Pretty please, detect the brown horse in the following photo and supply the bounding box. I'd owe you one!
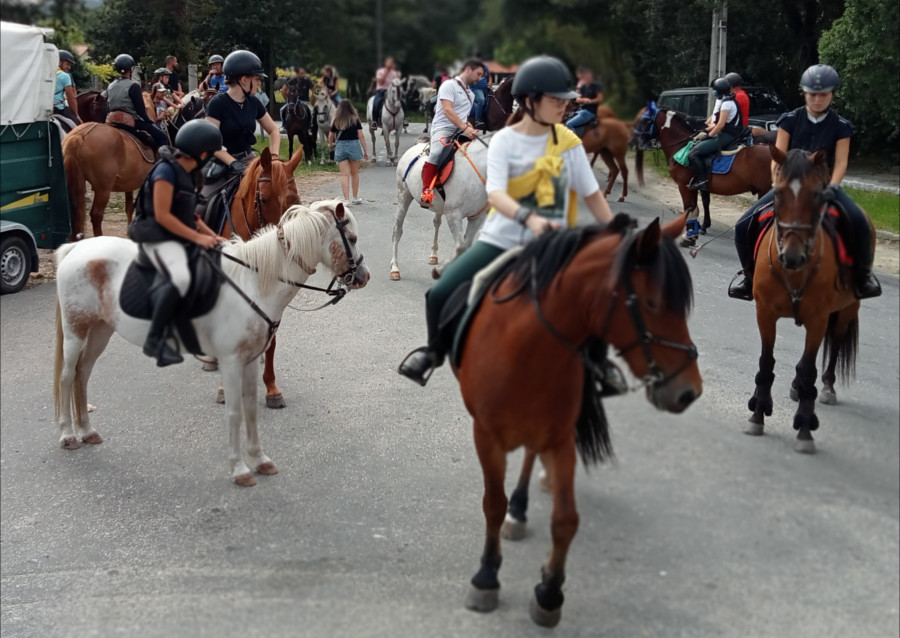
[634,104,772,244]
[579,115,633,202]
[744,147,873,454]
[62,122,156,240]
[75,91,108,123]
[214,147,305,409]
[455,214,702,627]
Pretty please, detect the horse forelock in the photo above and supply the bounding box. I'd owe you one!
[609,230,693,318]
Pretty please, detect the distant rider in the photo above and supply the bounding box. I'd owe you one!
[105,53,169,149]
[687,77,741,191]
[565,67,604,133]
[53,50,82,127]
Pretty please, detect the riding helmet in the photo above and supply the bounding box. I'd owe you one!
[58,50,76,64]
[712,77,732,95]
[174,119,223,161]
[154,67,172,76]
[800,64,840,93]
[223,50,267,80]
[113,54,135,73]
[511,55,578,100]
[208,54,224,65]
[724,72,743,87]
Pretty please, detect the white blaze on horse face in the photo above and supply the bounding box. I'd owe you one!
[663,111,675,129]
[789,178,802,200]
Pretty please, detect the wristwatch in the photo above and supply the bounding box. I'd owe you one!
[514,206,534,226]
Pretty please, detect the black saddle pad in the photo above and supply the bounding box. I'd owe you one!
[198,172,241,235]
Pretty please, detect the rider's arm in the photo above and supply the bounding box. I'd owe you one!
[152,179,211,246]
[708,113,727,135]
[584,190,613,224]
[830,137,850,185]
[356,126,368,158]
[772,128,791,184]
[128,83,152,122]
[64,84,80,121]
[440,99,476,136]
[205,115,237,166]
[195,216,227,242]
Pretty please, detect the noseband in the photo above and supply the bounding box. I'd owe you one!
[768,199,827,325]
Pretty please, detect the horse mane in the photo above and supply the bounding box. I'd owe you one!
[234,156,290,213]
[506,226,603,298]
[660,107,706,134]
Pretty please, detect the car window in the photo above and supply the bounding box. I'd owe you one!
[746,89,787,115]
[682,94,708,118]
[659,95,682,112]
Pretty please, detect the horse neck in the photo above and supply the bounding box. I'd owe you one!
[228,217,319,298]
[657,114,694,157]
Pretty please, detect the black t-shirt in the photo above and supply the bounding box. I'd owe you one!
[287,76,315,102]
[777,106,853,172]
[578,81,604,115]
[331,120,362,141]
[206,92,267,154]
[168,68,182,92]
[322,75,337,93]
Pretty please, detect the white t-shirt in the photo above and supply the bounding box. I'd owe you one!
[478,126,600,250]
[431,76,473,132]
[717,99,739,126]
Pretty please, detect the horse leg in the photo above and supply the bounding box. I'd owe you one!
[501,449,536,541]
[89,188,111,237]
[465,420,507,614]
[390,187,414,280]
[432,211,464,280]
[72,323,114,445]
[124,191,134,225]
[746,305,777,435]
[382,128,391,165]
[220,360,255,486]
[56,316,86,450]
[598,149,618,198]
[617,152,629,202]
[530,443,578,628]
[241,355,277,476]
[262,336,285,408]
[790,317,829,454]
[370,127,377,164]
[700,190,711,234]
[427,212,442,267]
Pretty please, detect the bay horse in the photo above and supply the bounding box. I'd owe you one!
[283,84,316,164]
[62,122,156,240]
[579,114,633,202]
[744,147,874,454]
[390,134,490,280]
[53,201,370,486]
[633,105,772,244]
[76,90,108,123]
[366,77,404,165]
[455,214,701,627]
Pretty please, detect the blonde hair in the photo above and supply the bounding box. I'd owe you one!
[332,100,360,131]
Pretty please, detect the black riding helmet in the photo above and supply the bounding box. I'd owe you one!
[174,119,223,163]
[208,54,224,66]
[154,67,172,77]
[223,50,267,80]
[58,50,75,64]
[712,77,732,95]
[114,54,135,74]
[511,55,579,100]
[725,72,743,87]
[800,64,840,93]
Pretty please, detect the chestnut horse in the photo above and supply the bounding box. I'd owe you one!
[633,105,772,244]
[76,90,108,123]
[744,147,874,454]
[455,214,702,627]
[579,114,633,202]
[62,122,155,240]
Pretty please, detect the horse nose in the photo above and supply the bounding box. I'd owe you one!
[677,389,697,408]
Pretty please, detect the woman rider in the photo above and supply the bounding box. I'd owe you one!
[729,64,881,301]
[204,50,281,232]
[128,119,227,366]
[398,55,625,394]
[688,77,742,192]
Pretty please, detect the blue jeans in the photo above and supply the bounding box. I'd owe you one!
[471,88,486,120]
[565,109,595,131]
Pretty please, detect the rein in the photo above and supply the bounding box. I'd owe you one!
[768,201,827,325]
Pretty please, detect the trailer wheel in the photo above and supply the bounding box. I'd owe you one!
[1,235,33,294]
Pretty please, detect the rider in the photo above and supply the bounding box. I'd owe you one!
[419,58,484,208]
[725,72,750,126]
[129,119,227,367]
[105,53,169,149]
[53,50,82,127]
[153,68,182,110]
[279,66,315,130]
[371,57,400,129]
[728,64,881,301]
[165,55,185,100]
[565,67,604,133]
[399,55,623,393]
[470,59,491,127]
[319,65,342,104]
[198,54,227,95]
[687,77,741,191]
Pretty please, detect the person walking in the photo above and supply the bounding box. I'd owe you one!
[328,101,369,204]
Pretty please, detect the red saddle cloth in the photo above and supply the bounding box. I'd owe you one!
[753,205,853,266]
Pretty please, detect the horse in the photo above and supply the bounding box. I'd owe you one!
[454,214,701,627]
[367,76,404,165]
[312,90,335,160]
[474,81,514,133]
[53,200,370,486]
[62,122,156,240]
[633,104,772,244]
[76,90,108,123]
[743,147,874,454]
[401,74,431,112]
[390,134,490,281]
[419,87,437,133]
[283,83,316,164]
[578,114,633,202]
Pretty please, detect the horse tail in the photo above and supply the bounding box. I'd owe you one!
[574,338,615,466]
[635,147,645,188]
[62,132,87,237]
[822,311,859,385]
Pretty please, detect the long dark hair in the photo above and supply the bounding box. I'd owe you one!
[332,100,360,131]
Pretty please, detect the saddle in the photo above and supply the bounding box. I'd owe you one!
[119,245,224,355]
[198,160,242,234]
[105,113,157,162]
[403,133,471,198]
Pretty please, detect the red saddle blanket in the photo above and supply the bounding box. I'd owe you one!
[753,205,853,266]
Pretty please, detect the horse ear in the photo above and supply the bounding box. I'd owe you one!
[769,144,786,166]
[334,200,346,220]
[260,147,272,173]
[811,149,827,168]
[634,217,662,262]
[287,146,304,172]
[661,213,687,241]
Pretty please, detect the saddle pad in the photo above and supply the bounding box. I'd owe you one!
[753,206,853,266]
[711,154,736,174]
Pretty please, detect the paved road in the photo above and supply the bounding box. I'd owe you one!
[2,129,898,638]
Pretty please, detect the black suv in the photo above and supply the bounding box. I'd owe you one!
[656,86,788,130]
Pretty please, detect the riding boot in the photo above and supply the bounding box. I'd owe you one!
[854,268,882,299]
[398,303,444,386]
[420,162,438,209]
[728,267,755,301]
[142,282,184,367]
[688,155,708,191]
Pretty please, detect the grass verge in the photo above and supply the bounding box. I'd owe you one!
[252,137,339,175]
[843,187,899,234]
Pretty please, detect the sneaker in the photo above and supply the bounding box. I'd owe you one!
[352,197,364,205]
[343,199,352,206]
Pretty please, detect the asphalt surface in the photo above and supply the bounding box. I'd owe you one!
[2,128,898,638]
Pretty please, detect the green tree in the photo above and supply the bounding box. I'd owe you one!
[819,0,900,153]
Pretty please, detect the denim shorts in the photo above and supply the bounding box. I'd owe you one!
[334,139,363,162]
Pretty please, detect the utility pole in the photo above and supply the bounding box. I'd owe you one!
[375,0,383,69]
[707,1,728,116]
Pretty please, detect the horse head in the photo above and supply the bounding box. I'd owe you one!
[387,77,403,106]
[770,147,830,270]
[632,102,659,150]
[232,147,304,238]
[307,200,370,289]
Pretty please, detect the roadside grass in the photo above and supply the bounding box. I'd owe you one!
[252,137,339,175]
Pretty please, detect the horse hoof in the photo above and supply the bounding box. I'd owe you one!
[60,436,81,450]
[501,514,527,541]
[427,256,439,265]
[616,196,625,203]
[266,394,286,409]
[539,471,551,493]
[790,386,799,402]
[202,361,218,372]
[680,236,697,247]
[465,585,499,613]
[431,268,441,280]
[256,462,278,475]
[234,473,257,487]
[700,227,708,235]
[744,420,764,436]
[819,390,837,405]
[529,593,562,628]
[82,432,103,445]
[794,438,816,454]
[390,271,401,281]
[216,389,225,404]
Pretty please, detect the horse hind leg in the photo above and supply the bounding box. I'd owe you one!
[72,322,114,445]
[124,191,135,225]
[818,305,860,406]
[89,188,111,237]
[502,449,537,541]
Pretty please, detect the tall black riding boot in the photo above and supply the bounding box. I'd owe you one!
[728,267,755,301]
[142,282,184,367]
[855,268,882,299]
[398,303,444,387]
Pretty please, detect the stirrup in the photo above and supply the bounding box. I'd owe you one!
[855,272,882,299]
[398,347,438,387]
[420,189,434,209]
[597,360,628,397]
[689,178,708,191]
[727,270,754,301]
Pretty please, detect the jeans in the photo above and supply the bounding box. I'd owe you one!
[372,89,386,123]
[565,109,595,131]
[471,88,486,121]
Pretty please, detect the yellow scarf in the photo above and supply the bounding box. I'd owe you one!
[491,124,583,227]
